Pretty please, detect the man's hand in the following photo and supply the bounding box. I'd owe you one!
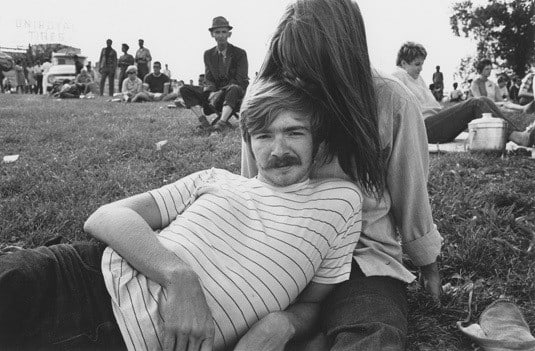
[161,271,214,351]
[233,312,295,351]
[208,91,222,107]
[420,261,442,303]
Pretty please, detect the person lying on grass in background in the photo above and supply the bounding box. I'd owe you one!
[393,41,535,146]
[0,78,363,351]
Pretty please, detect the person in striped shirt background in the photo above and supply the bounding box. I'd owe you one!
[0,78,364,350]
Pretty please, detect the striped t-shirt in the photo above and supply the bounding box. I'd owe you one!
[101,168,362,351]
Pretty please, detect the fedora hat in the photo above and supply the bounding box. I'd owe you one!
[209,16,233,32]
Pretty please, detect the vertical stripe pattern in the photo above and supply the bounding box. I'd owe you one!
[102,168,362,350]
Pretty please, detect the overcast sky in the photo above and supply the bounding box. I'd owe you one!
[2,0,475,88]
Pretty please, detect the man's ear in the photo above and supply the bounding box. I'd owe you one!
[228,32,232,39]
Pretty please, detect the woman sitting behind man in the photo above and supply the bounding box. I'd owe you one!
[392,41,534,147]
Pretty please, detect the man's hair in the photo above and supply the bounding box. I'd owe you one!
[476,59,493,73]
[497,74,509,84]
[153,61,161,67]
[240,78,326,156]
[453,82,458,88]
[396,41,427,66]
[257,0,384,195]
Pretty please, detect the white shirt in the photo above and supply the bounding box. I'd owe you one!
[102,168,362,350]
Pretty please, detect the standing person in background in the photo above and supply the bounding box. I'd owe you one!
[135,39,152,81]
[163,63,171,79]
[432,65,444,101]
[117,44,134,93]
[14,60,26,94]
[98,39,118,96]
[73,55,84,75]
[33,60,43,94]
[26,64,37,93]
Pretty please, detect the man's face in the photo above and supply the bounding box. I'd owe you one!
[139,40,144,48]
[106,40,112,48]
[153,64,161,74]
[211,28,231,45]
[401,56,425,79]
[251,110,314,187]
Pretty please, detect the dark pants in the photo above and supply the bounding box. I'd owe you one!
[0,243,126,350]
[519,96,534,106]
[99,68,115,96]
[118,69,126,93]
[180,84,244,116]
[425,96,508,143]
[137,63,149,81]
[320,262,408,351]
[36,74,43,94]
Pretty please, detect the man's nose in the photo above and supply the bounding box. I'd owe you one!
[270,136,289,157]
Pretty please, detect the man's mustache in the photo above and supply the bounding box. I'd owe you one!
[265,155,301,169]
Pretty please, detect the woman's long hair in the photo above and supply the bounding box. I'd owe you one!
[258,0,385,196]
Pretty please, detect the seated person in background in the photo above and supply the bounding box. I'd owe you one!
[0,79,363,351]
[518,61,534,106]
[74,68,95,95]
[52,79,81,99]
[449,82,464,102]
[470,59,503,102]
[497,74,510,101]
[3,78,13,93]
[112,65,143,102]
[179,16,249,131]
[392,42,535,146]
[509,77,521,103]
[131,61,170,102]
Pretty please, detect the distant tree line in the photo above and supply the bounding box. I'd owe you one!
[450,0,534,78]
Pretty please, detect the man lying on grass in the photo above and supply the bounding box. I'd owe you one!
[0,79,363,351]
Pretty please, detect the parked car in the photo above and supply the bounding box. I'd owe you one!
[42,53,87,92]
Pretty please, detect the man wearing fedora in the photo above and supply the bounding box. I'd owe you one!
[180,16,249,131]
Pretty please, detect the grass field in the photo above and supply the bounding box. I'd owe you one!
[1,93,534,350]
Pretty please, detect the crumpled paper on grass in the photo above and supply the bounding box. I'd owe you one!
[3,155,19,163]
[458,299,535,351]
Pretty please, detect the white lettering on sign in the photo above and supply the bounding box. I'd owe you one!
[14,18,72,43]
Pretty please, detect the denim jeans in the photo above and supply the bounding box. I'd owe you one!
[425,96,511,143]
[320,261,408,351]
[0,243,126,350]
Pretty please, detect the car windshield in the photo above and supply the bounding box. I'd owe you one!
[51,56,87,65]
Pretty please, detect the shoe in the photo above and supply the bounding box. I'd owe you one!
[174,99,185,108]
[198,115,211,128]
[213,119,232,132]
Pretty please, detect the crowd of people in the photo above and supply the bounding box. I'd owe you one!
[1,1,535,350]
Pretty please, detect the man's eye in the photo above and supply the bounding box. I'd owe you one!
[254,134,270,139]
